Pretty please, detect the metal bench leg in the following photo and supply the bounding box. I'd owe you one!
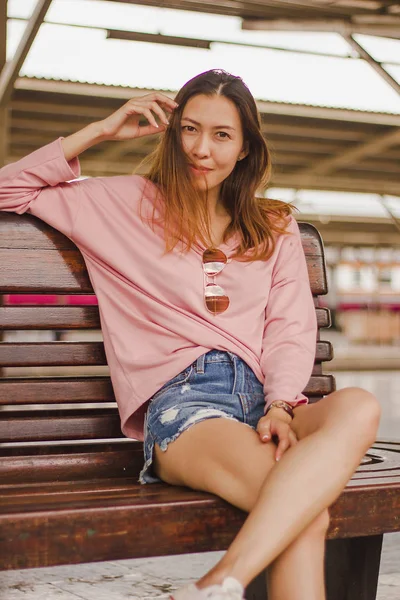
[245,569,268,600]
[246,534,383,600]
[325,535,383,600]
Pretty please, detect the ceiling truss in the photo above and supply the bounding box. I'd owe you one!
[1,0,399,200]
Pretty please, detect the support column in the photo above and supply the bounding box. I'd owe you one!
[0,2,7,380]
[0,0,8,167]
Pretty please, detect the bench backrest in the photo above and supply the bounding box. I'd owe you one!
[0,213,334,459]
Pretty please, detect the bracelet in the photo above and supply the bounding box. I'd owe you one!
[265,400,295,419]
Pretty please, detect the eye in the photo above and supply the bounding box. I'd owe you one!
[217,132,230,139]
[181,125,196,132]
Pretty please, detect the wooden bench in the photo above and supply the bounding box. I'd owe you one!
[0,212,399,600]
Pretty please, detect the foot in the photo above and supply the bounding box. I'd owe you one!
[171,576,245,599]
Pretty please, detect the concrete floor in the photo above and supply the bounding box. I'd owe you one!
[1,332,399,599]
[0,531,398,600]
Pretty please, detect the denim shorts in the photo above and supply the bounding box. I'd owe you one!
[138,349,265,484]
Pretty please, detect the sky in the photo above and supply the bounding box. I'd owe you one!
[6,0,400,216]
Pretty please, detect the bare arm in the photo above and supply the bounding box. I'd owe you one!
[61,122,105,162]
[61,93,179,162]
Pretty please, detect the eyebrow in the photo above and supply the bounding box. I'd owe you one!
[181,117,236,131]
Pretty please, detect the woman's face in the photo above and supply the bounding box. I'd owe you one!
[180,94,246,203]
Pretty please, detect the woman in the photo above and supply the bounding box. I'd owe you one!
[0,69,380,600]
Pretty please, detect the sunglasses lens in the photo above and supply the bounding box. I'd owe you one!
[203,249,227,277]
[203,249,229,315]
[204,283,230,315]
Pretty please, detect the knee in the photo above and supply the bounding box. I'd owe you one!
[304,508,330,538]
[336,387,381,445]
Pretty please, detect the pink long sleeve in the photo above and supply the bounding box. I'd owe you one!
[261,216,318,413]
[0,138,81,237]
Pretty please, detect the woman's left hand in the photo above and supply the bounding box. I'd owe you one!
[256,409,298,461]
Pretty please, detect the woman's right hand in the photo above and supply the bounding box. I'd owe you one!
[61,92,179,162]
[97,92,179,141]
[257,410,298,462]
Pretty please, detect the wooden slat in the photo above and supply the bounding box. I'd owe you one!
[0,377,114,404]
[0,439,397,486]
[2,463,398,513]
[317,307,330,328]
[0,408,123,443]
[0,212,78,250]
[0,340,334,367]
[298,222,327,295]
[0,441,140,485]
[0,304,332,330]
[0,249,93,292]
[0,215,328,296]
[0,373,334,406]
[0,475,138,494]
[0,342,107,366]
[0,305,100,330]
[305,374,335,396]
[0,245,327,294]
[0,373,335,442]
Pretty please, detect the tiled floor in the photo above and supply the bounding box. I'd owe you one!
[1,334,399,598]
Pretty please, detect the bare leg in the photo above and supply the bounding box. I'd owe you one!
[154,387,380,597]
[265,510,329,600]
[157,423,330,600]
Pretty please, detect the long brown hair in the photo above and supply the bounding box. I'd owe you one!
[135,69,294,261]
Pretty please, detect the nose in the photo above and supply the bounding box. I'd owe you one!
[191,133,211,158]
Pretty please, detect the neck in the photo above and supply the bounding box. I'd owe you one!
[207,197,229,220]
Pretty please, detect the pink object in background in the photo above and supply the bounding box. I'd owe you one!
[4,295,98,305]
[65,295,98,305]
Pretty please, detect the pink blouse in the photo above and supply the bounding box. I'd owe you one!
[0,138,317,440]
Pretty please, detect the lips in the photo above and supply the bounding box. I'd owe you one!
[190,164,213,172]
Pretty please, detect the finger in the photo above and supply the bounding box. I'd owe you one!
[288,430,298,447]
[150,101,170,126]
[125,102,160,129]
[138,107,161,129]
[258,420,271,442]
[155,93,179,111]
[275,437,290,462]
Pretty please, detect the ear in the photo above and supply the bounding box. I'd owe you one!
[237,143,249,161]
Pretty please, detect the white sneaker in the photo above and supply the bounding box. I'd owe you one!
[171,576,245,600]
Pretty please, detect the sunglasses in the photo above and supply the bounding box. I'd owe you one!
[202,248,230,316]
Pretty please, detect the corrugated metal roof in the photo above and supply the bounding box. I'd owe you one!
[18,74,400,117]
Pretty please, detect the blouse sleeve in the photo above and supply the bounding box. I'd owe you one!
[0,137,82,238]
[260,216,318,414]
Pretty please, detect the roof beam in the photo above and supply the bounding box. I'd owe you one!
[341,34,400,96]
[242,18,400,39]
[13,78,400,126]
[0,1,5,67]
[297,128,400,176]
[0,0,53,107]
[0,0,8,166]
[243,19,355,33]
[271,173,400,196]
[262,123,365,141]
